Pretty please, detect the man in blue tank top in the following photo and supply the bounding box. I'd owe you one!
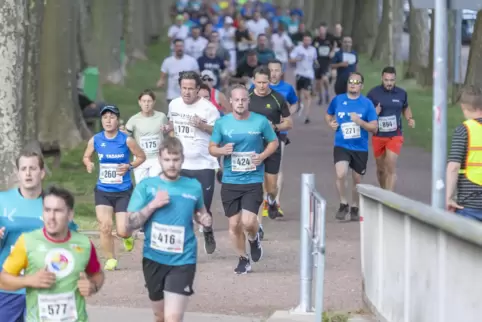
[82,105,146,271]
[125,137,212,322]
[0,150,78,322]
[209,85,279,274]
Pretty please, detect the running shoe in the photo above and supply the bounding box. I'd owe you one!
[123,237,134,252]
[267,200,280,219]
[203,230,216,254]
[262,200,269,217]
[350,206,360,221]
[104,258,118,271]
[258,225,264,240]
[234,256,252,274]
[249,233,263,262]
[277,204,284,217]
[335,203,350,220]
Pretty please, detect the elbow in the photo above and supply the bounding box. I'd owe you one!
[284,120,293,131]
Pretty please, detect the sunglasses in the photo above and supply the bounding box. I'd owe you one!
[203,78,214,82]
[348,79,363,85]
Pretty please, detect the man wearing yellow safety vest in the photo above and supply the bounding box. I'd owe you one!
[446,85,482,220]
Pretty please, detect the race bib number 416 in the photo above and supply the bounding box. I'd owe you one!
[341,122,361,139]
[150,222,185,254]
[38,292,78,322]
[231,152,256,172]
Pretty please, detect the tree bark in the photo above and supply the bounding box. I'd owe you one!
[0,0,27,189]
[371,0,392,64]
[417,10,435,87]
[331,0,344,29]
[126,0,148,61]
[145,0,161,41]
[465,10,482,87]
[405,1,430,79]
[90,0,125,85]
[352,0,379,54]
[392,0,404,63]
[38,0,86,152]
[341,0,356,37]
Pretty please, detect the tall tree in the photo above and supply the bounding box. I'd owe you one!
[126,0,148,61]
[0,0,27,189]
[405,1,430,79]
[417,10,435,87]
[392,0,405,63]
[464,11,482,87]
[371,0,394,65]
[341,0,356,37]
[352,0,379,54]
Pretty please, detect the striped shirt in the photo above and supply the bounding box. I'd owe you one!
[447,118,482,209]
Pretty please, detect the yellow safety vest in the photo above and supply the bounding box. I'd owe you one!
[459,119,482,185]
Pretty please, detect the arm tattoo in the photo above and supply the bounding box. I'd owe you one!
[126,207,153,231]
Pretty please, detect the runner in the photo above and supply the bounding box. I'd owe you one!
[209,84,279,274]
[248,66,292,239]
[124,90,170,184]
[331,36,358,96]
[367,66,415,191]
[313,23,334,105]
[0,186,104,322]
[325,72,378,221]
[167,71,219,253]
[270,23,294,73]
[201,69,231,114]
[0,150,78,322]
[289,33,317,124]
[125,137,213,321]
[82,105,146,270]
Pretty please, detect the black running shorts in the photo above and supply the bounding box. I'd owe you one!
[180,169,215,216]
[221,183,263,218]
[333,146,368,175]
[94,188,132,212]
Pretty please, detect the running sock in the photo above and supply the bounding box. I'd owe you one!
[248,233,257,241]
[267,195,276,205]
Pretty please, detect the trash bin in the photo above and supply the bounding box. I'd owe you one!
[82,67,99,101]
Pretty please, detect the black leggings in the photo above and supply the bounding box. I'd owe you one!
[180,169,215,216]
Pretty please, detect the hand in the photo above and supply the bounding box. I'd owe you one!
[221,143,234,156]
[350,112,361,124]
[252,153,264,166]
[162,123,173,134]
[148,190,170,210]
[447,198,463,212]
[198,213,212,227]
[340,61,349,67]
[116,164,130,176]
[86,162,95,174]
[156,79,165,88]
[190,115,204,129]
[77,272,96,297]
[376,103,382,115]
[27,267,56,289]
[407,118,415,128]
[0,227,5,239]
[329,120,339,131]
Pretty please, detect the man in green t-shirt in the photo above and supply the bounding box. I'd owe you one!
[0,186,104,322]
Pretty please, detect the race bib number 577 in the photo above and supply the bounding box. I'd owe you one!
[38,292,78,322]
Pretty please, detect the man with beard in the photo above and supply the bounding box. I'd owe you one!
[125,137,213,322]
[209,85,279,274]
[167,71,220,254]
[325,72,378,221]
[157,39,199,105]
[232,50,260,87]
[331,36,358,95]
[367,66,415,192]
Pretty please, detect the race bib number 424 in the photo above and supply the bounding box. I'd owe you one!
[38,292,78,322]
[341,122,361,139]
[231,152,256,172]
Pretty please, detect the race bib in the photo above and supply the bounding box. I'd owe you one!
[341,122,361,139]
[38,292,78,322]
[378,115,398,132]
[174,120,195,139]
[231,152,256,172]
[99,163,123,184]
[288,25,298,34]
[150,223,185,254]
[342,52,357,65]
[318,46,330,56]
[140,135,160,153]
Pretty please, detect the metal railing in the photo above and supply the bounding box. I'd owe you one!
[291,173,327,322]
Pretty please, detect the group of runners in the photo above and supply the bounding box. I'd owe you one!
[0,2,420,322]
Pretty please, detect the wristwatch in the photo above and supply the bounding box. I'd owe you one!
[128,163,134,170]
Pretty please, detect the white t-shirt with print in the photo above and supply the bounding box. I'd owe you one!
[246,18,269,38]
[168,25,190,41]
[184,36,209,59]
[271,32,293,63]
[168,97,220,170]
[160,55,200,100]
[289,45,317,80]
[218,27,237,50]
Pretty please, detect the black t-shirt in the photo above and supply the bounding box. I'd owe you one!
[248,89,291,125]
[235,62,260,79]
[332,35,342,50]
[198,55,225,88]
[313,35,334,63]
[290,31,312,47]
[78,93,93,110]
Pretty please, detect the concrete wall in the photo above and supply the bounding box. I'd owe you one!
[357,184,482,322]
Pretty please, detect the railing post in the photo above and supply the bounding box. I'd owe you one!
[293,173,315,313]
[314,199,327,322]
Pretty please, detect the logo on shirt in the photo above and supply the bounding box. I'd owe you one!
[2,207,16,222]
[98,154,104,161]
[70,244,84,253]
[342,101,347,105]
[224,129,234,138]
[266,104,271,109]
[392,99,400,103]
[338,112,346,118]
[44,248,75,279]
[101,143,106,147]
[182,193,198,201]
[105,154,125,159]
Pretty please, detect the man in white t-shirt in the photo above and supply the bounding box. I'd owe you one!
[167,15,190,49]
[157,39,200,104]
[184,25,208,59]
[246,11,270,38]
[271,24,293,71]
[218,16,237,73]
[289,33,318,124]
[167,71,220,253]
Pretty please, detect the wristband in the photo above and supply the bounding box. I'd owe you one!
[128,163,134,170]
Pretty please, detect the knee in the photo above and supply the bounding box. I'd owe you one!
[98,219,113,235]
[154,311,164,322]
[228,221,242,236]
[241,214,257,230]
[116,227,130,239]
[335,171,346,181]
[352,173,362,185]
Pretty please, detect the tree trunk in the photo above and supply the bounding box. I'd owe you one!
[91,0,125,85]
[331,0,344,29]
[303,0,316,30]
[311,0,334,30]
[465,10,482,87]
[160,0,175,29]
[352,0,379,54]
[447,10,456,82]
[146,0,161,41]
[38,0,86,152]
[392,0,404,63]
[127,0,148,61]
[417,10,435,87]
[0,0,27,189]
[371,0,392,63]
[405,1,430,79]
[341,0,356,37]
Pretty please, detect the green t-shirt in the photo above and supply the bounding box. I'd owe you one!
[125,111,169,159]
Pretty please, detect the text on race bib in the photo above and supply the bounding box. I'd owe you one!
[231,152,256,172]
[342,53,357,65]
[318,46,330,56]
[140,135,160,153]
[99,163,123,185]
[288,25,298,34]
[341,122,361,139]
[150,223,185,254]
[38,292,78,322]
[378,115,398,132]
[173,120,195,139]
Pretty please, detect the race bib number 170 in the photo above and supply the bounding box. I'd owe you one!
[174,120,195,139]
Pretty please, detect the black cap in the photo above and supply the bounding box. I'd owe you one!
[100,105,120,117]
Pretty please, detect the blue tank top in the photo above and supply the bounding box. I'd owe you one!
[94,131,132,192]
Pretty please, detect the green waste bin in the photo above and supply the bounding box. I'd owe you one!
[82,67,99,101]
[120,38,126,65]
